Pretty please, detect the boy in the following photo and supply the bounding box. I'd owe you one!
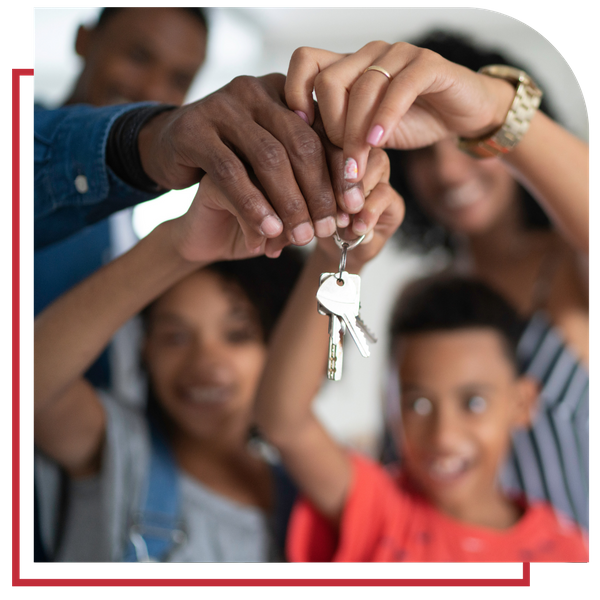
[255,264,588,561]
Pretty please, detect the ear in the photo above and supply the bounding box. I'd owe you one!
[74,25,93,58]
[512,375,539,429]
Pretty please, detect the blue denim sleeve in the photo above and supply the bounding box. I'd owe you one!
[34,103,163,250]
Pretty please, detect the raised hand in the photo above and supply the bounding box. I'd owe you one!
[138,73,372,253]
[170,104,372,264]
[285,41,515,182]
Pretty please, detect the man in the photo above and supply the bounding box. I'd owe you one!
[34,8,364,561]
[35,7,210,388]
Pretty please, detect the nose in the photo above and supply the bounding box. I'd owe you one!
[431,138,476,188]
[183,337,234,385]
[135,69,184,105]
[427,401,465,454]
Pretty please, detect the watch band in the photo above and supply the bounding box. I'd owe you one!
[458,65,543,159]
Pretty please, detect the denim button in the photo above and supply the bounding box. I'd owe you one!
[74,174,89,194]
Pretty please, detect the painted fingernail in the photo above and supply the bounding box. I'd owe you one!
[314,216,336,238]
[367,125,384,146]
[291,222,314,245]
[260,215,283,237]
[343,187,364,212]
[352,218,368,234]
[344,157,358,180]
[295,110,309,124]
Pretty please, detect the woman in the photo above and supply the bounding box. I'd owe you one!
[284,31,588,527]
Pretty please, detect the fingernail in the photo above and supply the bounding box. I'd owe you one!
[291,222,314,245]
[260,215,283,237]
[344,187,364,212]
[268,248,282,259]
[363,230,375,244]
[344,158,358,180]
[352,218,368,234]
[314,216,336,238]
[367,125,384,146]
[336,211,350,228]
[295,110,309,124]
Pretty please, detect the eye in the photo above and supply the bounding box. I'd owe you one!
[412,397,433,416]
[467,395,487,414]
[226,327,261,344]
[128,47,151,65]
[154,330,189,346]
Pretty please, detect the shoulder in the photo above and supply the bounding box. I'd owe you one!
[517,502,588,561]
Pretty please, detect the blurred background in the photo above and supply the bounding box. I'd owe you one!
[34,7,588,455]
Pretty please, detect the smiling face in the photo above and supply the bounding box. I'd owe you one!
[142,270,267,444]
[395,328,535,522]
[405,138,520,235]
[70,7,207,106]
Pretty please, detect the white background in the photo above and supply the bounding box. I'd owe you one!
[32,4,591,458]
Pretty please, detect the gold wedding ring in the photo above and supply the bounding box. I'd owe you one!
[364,65,393,81]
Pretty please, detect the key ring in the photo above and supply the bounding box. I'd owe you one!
[333,231,365,280]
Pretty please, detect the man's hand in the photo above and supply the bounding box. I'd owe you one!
[139,73,368,254]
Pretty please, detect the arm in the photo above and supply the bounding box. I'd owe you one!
[36,73,368,253]
[255,149,404,522]
[34,103,162,250]
[285,42,588,253]
[34,112,365,476]
[34,169,276,477]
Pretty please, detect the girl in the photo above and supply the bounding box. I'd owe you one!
[34,144,396,561]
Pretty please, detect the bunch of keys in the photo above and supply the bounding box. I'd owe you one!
[316,232,377,381]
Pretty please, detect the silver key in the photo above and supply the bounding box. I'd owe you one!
[317,273,345,380]
[317,272,371,358]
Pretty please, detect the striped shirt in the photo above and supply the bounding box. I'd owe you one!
[500,312,589,529]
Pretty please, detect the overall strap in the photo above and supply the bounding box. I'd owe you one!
[122,422,185,561]
[270,463,298,557]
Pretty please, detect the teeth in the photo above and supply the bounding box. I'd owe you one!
[442,181,483,209]
[184,387,229,404]
[429,456,468,478]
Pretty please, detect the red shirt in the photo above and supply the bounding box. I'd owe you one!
[287,455,588,562]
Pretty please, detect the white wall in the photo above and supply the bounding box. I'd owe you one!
[34,7,588,455]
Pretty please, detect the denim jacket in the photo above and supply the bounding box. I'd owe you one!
[34,102,161,251]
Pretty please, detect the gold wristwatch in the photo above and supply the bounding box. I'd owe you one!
[458,65,543,159]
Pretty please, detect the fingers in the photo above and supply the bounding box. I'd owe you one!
[285,47,346,126]
[349,148,390,237]
[309,106,366,218]
[176,74,343,248]
[342,43,434,181]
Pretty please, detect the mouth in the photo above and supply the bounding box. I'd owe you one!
[179,386,234,406]
[441,180,485,210]
[426,455,473,484]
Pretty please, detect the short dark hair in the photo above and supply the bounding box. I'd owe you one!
[390,275,527,368]
[388,30,554,252]
[96,7,209,32]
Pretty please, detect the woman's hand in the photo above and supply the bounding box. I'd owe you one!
[285,41,515,182]
[317,147,405,270]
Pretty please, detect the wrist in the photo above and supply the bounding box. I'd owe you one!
[137,108,177,189]
[458,66,543,159]
[108,104,175,192]
[156,219,207,274]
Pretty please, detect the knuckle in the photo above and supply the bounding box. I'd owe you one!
[289,130,323,163]
[254,140,288,172]
[291,46,314,65]
[210,154,243,186]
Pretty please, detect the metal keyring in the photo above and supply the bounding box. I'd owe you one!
[334,231,365,280]
[333,231,365,251]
